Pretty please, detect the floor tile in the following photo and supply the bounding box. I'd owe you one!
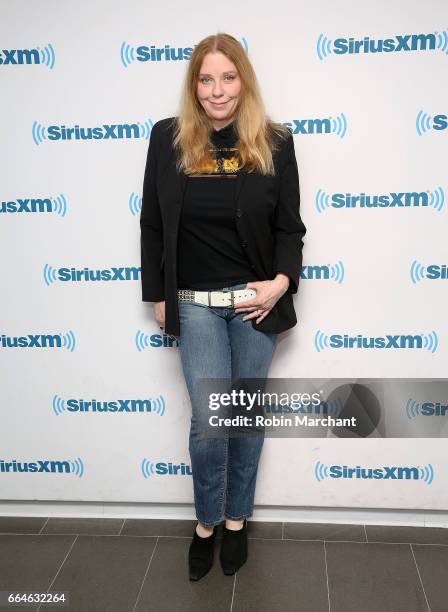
[134,537,233,612]
[326,542,428,612]
[0,516,48,534]
[39,535,156,612]
[412,544,448,612]
[121,518,196,538]
[246,520,282,540]
[42,517,124,536]
[0,534,75,611]
[284,521,366,542]
[366,524,448,545]
[232,539,328,612]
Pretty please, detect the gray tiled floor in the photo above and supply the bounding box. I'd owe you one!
[0,516,446,611]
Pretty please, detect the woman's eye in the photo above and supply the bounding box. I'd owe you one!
[224,75,235,81]
[200,78,211,84]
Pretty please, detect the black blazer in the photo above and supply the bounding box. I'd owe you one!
[140,117,306,337]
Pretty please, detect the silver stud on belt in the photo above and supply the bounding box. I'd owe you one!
[178,290,195,302]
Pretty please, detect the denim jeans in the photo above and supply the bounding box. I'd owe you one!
[178,282,278,527]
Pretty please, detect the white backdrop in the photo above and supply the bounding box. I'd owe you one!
[1,0,447,510]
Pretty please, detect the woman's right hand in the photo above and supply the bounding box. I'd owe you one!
[154,301,166,330]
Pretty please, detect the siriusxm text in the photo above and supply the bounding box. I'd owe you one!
[333,33,438,55]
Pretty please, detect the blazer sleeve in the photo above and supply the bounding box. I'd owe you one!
[273,132,306,294]
[140,122,165,302]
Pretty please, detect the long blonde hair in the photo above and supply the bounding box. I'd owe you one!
[172,33,290,176]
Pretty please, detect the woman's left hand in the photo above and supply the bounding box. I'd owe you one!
[234,273,290,324]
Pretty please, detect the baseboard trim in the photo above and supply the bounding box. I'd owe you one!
[1,501,447,528]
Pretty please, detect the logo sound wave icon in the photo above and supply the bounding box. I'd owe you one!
[315,189,331,213]
[43,264,58,286]
[135,330,151,352]
[129,192,142,216]
[314,460,330,481]
[405,398,421,419]
[410,260,426,284]
[62,331,76,352]
[422,331,438,354]
[314,330,330,353]
[120,42,136,67]
[32,121,47,145]
[141,458,156,478]
[38,43,56,69]
[52,394,66,416]
[69,457,84,478]
[419,464,434,484]
[428,186,445,211]
[51,194,68,216]
[316,34,333,60]
[330,261,344,284]
[416,110,434,135]
[331,113,347,138]
[437,30,448,54]
[321,397,343,416]
[139,119,153,140]
[152,395,166,416]
[240,37,249,53]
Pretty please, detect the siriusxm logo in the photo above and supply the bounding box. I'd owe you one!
[410,261,448,283]
[32,118,153,145]
[120,37,248,68]
[141,458,192,478]
[1,194,67,216]
[317,31,448,60]
[52,394,165,416]
[135,330,179,350]
[43,264,141,285]
[300,262,344,283]
[0,457,84,477]
[406,399,448,418]
[0,44,55,68]
[129,192,142,216]
[416,111,448,135]
[0,331,76,352]
[283,114,347,138]
[314,330,439,353]
[314,461,434,484]
[316,187,445,213]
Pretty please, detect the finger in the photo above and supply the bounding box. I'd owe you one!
[233,298,258,310]
[256,310,270,324]
[242,309,264,322]
[234,305,260,314]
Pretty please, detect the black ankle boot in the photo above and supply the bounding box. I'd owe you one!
[188,524,217,581]
[220,519,248,575]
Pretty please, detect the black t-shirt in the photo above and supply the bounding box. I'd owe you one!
[177,121,259,290]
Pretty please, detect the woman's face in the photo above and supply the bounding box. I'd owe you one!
[196,52,241,129]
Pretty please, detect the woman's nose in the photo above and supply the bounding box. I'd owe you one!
[212,80,224,97]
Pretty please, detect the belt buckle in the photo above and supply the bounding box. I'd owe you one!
[222,289,234,307]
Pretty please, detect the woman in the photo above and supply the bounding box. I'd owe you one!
[140,33,306,581]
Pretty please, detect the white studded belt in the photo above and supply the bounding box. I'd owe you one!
[177,288,256,307]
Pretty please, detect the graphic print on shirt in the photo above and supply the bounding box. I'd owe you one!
[192,145,242,177]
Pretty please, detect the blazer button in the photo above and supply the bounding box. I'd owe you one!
[241,241,248,248]
[236,208,243,218]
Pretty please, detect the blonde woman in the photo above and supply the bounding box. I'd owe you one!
[140,33,306,580]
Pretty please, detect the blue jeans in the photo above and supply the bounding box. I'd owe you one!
[178,282,278,527]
